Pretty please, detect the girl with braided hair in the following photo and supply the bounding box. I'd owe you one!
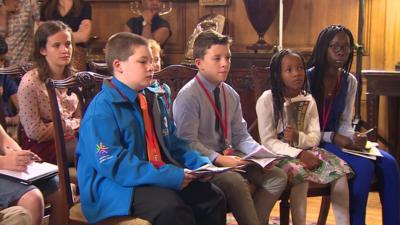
[307,24,400,225]
[256,49,352,225]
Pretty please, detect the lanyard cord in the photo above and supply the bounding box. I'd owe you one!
[195,76,229,144]
[322,74,342,131]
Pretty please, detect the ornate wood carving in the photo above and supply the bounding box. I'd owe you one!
[363,70,400,162]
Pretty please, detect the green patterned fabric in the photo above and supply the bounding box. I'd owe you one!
[273,147,354,185]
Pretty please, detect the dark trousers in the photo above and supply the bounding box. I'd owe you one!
[132,181,226,225]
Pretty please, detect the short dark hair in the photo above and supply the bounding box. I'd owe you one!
[193,30,232,59]
[0,36,8,55]
[105,32,148,74]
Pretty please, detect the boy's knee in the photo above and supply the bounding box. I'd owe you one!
[215,172,250,193]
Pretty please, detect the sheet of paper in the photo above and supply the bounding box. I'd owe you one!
[186,164,244,177]
[342,149,377,160]
[0,162,58,184]
[342,141,382,160]
[242,146,283,160]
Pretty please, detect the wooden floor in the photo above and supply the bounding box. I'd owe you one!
[44,192,382,225]
[269,192,383,225]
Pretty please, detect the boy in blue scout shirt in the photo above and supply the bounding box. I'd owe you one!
[75,32,226,225]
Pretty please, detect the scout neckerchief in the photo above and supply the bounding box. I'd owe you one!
[195,76,233,154]
[109,80,165,168]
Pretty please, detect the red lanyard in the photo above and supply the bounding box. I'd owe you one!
[195,76,229,145]
[109,80,129,101]
[322,75,342,131]
[109,80,159,155]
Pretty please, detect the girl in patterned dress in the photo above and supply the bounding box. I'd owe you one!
[256,49,353,225]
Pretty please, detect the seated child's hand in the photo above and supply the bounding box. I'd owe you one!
[283,125,299,143]
[181,171,196,189]
[3,150,32,172]
[351,132,368,151]
[214,155,249,167]
[297,150,322,170]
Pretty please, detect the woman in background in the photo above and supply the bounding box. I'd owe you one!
[40,0,92,71]
[18,21,80,165]
[125,0,171,48]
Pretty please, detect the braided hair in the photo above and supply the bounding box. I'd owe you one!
[270,49,309,128]
[307,25,355,123]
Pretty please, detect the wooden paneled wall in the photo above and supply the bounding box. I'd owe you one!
[88,0,398,68]
[88,0,399,142]
[90,0,362,63]
[360,0,400,140]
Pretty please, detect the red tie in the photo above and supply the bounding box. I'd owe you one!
[137,93,165,168]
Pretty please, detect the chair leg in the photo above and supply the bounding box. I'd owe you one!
[280,197,290,225]
[317,195,331,225]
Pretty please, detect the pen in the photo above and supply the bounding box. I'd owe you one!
[360,128,375,135]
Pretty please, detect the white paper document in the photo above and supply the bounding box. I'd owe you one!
[342,141,382,160]
[186,164,244,177]
[0,162,58,184]
[242,146,284,168]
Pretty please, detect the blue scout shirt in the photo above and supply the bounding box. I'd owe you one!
[76,77,210,224]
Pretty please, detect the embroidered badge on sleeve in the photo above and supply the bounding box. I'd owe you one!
[96,142,113,163]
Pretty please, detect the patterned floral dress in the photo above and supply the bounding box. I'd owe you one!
[273,146,353,184]
[256,91,353,185]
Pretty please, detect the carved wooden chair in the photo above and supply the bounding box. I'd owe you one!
[46,71,151,225]
[0,62,34,133]
[154,64,332,225]
[88,60,110,76]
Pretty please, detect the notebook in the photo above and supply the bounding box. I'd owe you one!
[0,162,58,185]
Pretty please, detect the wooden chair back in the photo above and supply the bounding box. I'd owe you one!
[0,62,34,77]
[154,64,332,225]
[153,64,270,138]
[0,62,34,130]
[153,64,197,100]
[45,71,151,225]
